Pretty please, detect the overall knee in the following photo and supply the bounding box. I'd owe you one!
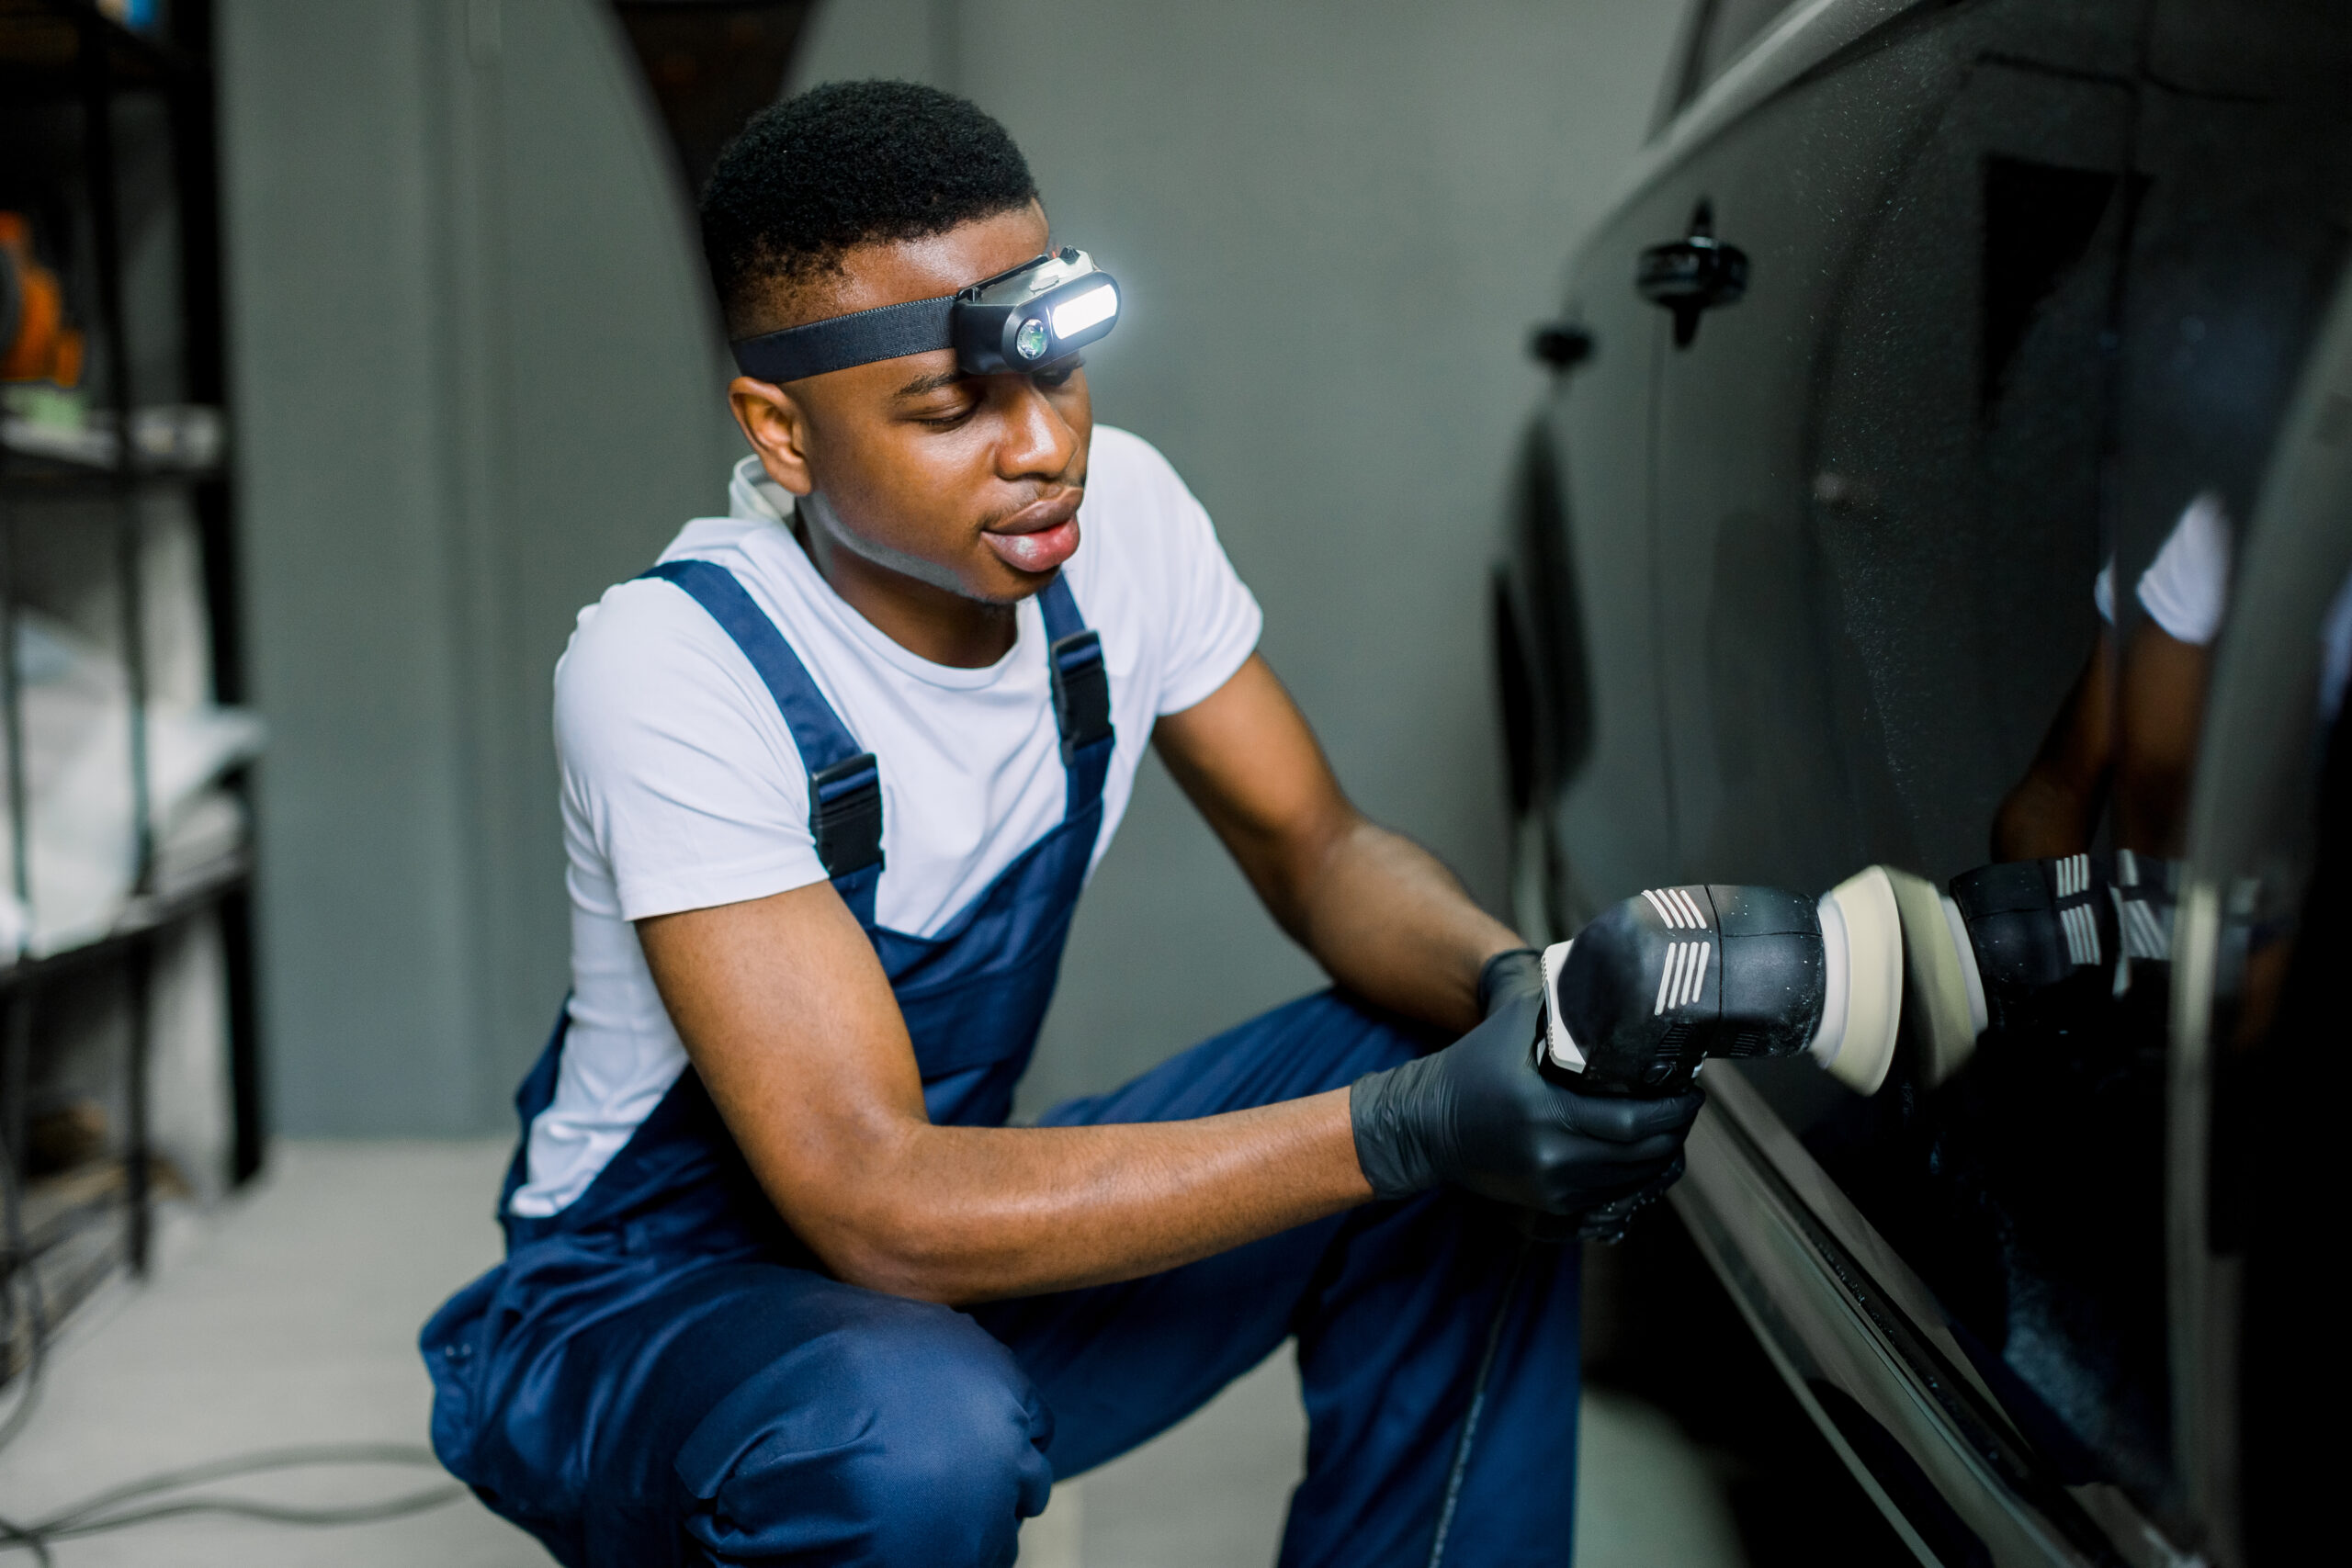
[684,1300,1052,1565]
[854,1342,1047,1562]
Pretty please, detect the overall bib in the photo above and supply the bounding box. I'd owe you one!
[422,562,1587,1568]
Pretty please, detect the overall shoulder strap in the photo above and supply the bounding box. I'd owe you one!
[1038,574,1114,816]
[639,559,883,920]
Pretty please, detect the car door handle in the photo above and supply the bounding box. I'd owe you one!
[1638,201,1748,347]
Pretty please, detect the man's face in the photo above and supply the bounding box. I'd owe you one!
[731,205,1093,606]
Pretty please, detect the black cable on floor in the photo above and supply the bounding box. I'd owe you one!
[34,1442,463,1533]
[2,1128,59,1565]
[0,1146,465,1560]
[0,1128,49,1461]
[0,1518,51,1568]
[0,1450,464,1559]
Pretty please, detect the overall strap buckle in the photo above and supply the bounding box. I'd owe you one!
[1049,630,1114,763]
[808,752,885,878]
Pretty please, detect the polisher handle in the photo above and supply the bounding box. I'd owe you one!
[1538,885,1828,1095]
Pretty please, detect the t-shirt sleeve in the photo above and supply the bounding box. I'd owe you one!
[556,580,829,922]
[2135,490,2233,648]
[1147,461,1264,716]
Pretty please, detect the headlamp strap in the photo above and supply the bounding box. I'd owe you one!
[731,294,955,384]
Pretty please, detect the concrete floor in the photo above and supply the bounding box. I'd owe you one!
[0,1142,1744,1565]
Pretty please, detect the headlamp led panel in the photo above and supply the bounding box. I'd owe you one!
[729,247,1120,384]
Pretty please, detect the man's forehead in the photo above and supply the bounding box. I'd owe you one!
[771,205,1050,331]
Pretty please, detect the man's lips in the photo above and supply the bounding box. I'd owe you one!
[981,491,1082,574]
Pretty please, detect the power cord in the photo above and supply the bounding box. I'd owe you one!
[2,1444,463,1563]
[2,1125,55,1563]
[0,1136,465,1562]
[1424,1233,1535,1568]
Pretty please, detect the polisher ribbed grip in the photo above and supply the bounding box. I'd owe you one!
[1540,884,1826,1094]
[1945,852,2119,1037]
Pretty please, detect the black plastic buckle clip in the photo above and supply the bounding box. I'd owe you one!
[808,752,884,878]
[1049,630,1114,763]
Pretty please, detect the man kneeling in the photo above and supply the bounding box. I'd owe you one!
[422,81,1699,1568]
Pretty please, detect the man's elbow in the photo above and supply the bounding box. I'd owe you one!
[797,1205,974,1305]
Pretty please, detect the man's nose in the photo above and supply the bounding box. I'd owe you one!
[993,379,1080,481]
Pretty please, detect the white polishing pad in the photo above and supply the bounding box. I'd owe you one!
[1810,866,1902,1094]
[1884,865,1982,1089]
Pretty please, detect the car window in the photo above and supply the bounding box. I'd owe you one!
[1672,0,1804,112]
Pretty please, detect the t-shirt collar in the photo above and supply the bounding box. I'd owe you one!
[720,456,1038,692]
[728,455,795,526]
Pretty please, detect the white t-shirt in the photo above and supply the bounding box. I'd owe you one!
[2094,490,2233,647]
[511,428,1262,1217]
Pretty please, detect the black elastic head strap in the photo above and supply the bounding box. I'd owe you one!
[730,294,955,384]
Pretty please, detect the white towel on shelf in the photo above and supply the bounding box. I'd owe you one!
[0,610,265,957]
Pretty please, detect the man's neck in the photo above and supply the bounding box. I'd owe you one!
[793,508,1018,669]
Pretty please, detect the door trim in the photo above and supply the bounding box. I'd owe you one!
[1674,1067,2188,1566]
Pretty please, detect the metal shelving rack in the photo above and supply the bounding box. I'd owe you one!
[0,0,257,1377]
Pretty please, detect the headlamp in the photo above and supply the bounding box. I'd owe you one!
[730,247,1121,384]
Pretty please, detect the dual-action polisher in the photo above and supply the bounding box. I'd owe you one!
[1535,853,2125,1098]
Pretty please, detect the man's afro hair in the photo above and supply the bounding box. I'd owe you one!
[701,80,1039,337]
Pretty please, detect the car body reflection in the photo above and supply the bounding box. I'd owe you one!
[1493,1,2351,1561]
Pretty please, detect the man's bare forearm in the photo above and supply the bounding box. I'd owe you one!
[644,886,1380,1308]
[1287,817,1522,1034]
[778,1091,1371,1304]
[802,814,1514,1299]
[1152,658,1522,1034]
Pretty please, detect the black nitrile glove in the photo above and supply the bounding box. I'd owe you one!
[1476,947,1544,1021]
[1350,987,1703,1213]
[1572,1155,1686,1244]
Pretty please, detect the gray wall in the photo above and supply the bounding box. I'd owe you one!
[219,0,1681,1133]
[220,0,741,1134]
[788,0,1685,1109]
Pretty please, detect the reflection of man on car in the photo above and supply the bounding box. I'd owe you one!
[1995,491,2233,874]
[1993,491,2352,982]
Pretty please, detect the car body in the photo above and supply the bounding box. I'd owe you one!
[1493,2,2350,1562]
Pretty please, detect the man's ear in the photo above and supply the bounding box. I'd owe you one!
[729,378,818,496]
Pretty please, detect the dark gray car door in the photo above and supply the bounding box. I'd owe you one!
[1648,7,2143,894]
[1528,171,1681,926]
[1633,0,2186,1558]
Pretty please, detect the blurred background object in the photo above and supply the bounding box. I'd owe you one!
[2,210,88,387]
[216,0,741,1138]
[2,0,260,1389]
[611,0,814,194]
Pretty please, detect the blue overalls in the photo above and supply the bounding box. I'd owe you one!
[421,561,1587,1566]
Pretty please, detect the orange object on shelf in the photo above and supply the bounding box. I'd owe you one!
[1,211,85,388]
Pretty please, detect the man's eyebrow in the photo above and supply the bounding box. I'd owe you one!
[893,369,967,399]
